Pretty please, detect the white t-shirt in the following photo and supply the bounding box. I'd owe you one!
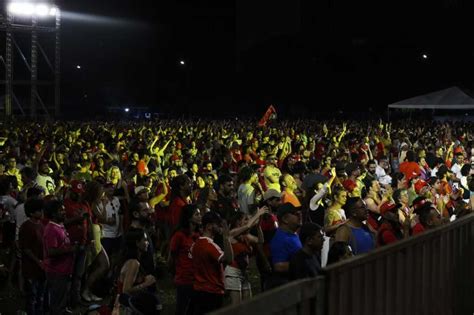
[102,197,122,239]
[35,174,56,196]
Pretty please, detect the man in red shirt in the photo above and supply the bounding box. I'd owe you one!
[190,211,233,315]
[63,180,91,306]
[412,200,442,235]
[19,198,46,315]
[169,175,192,227]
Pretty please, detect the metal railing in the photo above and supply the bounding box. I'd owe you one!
[211,213,474,315]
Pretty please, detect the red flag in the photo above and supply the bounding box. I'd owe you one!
[258,105,277,127]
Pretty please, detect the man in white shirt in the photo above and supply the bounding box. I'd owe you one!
[35,162,56,196]
[101,184,122,258]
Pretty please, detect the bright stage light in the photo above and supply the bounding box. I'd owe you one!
[124,108,130,113]
[7,2,59,17]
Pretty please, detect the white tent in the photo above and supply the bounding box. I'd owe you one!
[388,86,474,110]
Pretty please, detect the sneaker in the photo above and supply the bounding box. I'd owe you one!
[81,290,92,303]
[89,293,103,302]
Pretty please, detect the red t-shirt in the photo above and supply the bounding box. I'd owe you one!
[64,199,91,245]
[377,222,399,246]
[169,197,188,228]
[169,230,199,286]
[412,223,425,236]
[191,237,225,295]
[43,222,74,275]
[230,237,252,270]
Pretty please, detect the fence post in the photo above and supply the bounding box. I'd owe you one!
[316,275,326,315]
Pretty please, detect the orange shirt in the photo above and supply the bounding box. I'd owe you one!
[281,191,301,207]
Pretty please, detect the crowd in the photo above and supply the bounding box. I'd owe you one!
[0,118,473,314]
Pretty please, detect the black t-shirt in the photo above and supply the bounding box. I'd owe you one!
[288,249,321,281]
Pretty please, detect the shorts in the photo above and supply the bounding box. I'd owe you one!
[224,266,251,292]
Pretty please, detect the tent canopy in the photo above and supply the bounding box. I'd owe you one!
[388,86,474,109]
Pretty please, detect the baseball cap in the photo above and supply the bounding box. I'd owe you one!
[134,186,149,195]
[70,180,86,194]
[277,203,301,220]
[263,189,281,201]
[414,180,429,194]
[379,201,397,216]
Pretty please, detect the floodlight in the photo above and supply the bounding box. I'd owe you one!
[422,54,428,59]
[49,7,57,16]
[124,108,130,113]
[7,2,59,17]
[179,60,185,65]
[76,65,81,69]
[35,4,49,16]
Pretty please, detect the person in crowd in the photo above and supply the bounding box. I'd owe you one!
[363,178,392,230]
[63,179,91,306]
[412,200,443,235]
[225,207,267,305]
[324,186,348,235]
[237,166,262,214]
[81,181,110,302]
[280,173,301,207]
[335,197,375,255]
[169,204,202,315]
[268,203,302,289]
[117,229,161,314]
[263,154,282,192]
[288,222,324,280]
[214,174,239,221]
[100,182,123,269]
[19,198,46,315]
[169,175,192,228]
[190,211,233,315]
[376,201,410,246]
[35,162,57,196]
[43,199,75,314]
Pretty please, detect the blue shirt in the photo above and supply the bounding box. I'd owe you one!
[270,228,302,265]
[350,226,375,255]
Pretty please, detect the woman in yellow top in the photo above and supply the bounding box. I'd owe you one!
[324,187,348,235]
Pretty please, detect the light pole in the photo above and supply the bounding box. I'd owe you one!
[3,1,60,119]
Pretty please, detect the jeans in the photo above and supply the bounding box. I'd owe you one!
[24,278,46,315]
[176,285,194,315]
[71,248,86,306]
[47,273,71,315]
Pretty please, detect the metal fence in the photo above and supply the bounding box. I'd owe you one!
[212,213,474,315]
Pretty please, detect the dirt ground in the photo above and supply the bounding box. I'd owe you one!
[0,251,262,315]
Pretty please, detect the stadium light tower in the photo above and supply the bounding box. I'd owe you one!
[2,1,61,119]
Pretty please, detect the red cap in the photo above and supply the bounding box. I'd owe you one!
[380,201,397,216]
[454,147,463,154]
[171,155,180,161]
[414,180,428,194]
[70,180,86,194]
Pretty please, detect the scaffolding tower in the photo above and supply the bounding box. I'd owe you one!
[0,1,60,120]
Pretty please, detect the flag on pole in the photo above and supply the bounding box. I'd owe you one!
[258,105,277,127]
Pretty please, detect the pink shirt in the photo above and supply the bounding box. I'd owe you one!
[43,222,74,275]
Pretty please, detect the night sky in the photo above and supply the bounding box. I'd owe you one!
[54,0,474,118]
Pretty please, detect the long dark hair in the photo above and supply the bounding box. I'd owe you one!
[120,228,147,266]
[173,204,200,236]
